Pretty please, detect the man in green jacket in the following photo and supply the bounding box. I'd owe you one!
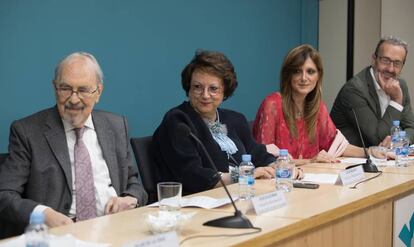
[331,35,414,147]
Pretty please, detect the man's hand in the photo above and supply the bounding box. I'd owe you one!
[379,135,392,148]
[44,208,74,227]
[105,196,138,215]
[379,72,403,104]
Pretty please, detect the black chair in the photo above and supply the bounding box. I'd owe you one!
[0,153,8,165]
[130,136,158,205]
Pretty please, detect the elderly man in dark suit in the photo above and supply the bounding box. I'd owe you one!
[331,36,414,147]
[0,52,147,238]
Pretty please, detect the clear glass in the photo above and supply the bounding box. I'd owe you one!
[157,182,182,212]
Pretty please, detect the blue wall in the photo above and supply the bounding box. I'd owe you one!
[0,0,318,152]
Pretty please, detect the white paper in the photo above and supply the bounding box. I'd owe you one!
[149,196,238,209]
[301,173,338,184]
[0,234,109,247]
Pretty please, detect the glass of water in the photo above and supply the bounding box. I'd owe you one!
[157,182,182,212]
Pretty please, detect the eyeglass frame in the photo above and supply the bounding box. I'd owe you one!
[190,82,223,96]
[54,83,100,100]
[376,55,404,69]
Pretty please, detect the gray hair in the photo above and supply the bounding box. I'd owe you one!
[53,52,104,84]
[374,35,408,62]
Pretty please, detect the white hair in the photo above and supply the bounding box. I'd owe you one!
[53,52,104,84]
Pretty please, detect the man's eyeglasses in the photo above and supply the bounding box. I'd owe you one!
[55,85,99,99]
[377,56,404,69]
[190,83,223,96]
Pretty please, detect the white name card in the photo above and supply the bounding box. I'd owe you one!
[251,191,287,215]
[123,231,179,247]
[335,165,365,186]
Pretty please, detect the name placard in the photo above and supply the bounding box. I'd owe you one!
[251,191,287,215]
[336,165,365,186]
[123,231,179,247]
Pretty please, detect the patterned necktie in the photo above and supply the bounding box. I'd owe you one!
[74,127,97,221]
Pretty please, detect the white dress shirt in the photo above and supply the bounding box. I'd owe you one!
[370,67,403,116]
[34,115,117,218]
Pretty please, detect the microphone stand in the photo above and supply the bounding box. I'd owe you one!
[187,131,253,228]
[346,109,378,173]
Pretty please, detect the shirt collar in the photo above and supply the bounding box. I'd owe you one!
[62,114,95,133]
[370,67,382,91]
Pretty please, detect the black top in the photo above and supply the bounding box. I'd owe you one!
[153,101,275,194]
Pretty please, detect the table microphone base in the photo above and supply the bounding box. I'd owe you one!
[203,210,253,229]
[346,162,378,173]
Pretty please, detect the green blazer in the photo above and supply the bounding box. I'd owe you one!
[330,66,414,146]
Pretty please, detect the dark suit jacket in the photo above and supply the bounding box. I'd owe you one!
[330,66,414,146]
[0,107,147,238]
[152,101,275,194]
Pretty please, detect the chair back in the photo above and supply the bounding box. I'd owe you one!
[0,153,8,165]
[130,136,158,204]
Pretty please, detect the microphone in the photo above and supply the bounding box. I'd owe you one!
[176,123,254,229]
[345,109,379,173]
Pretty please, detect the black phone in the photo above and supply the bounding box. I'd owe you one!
[293,182,319,189]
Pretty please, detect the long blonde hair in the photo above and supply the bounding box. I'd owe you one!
[280,44,323,143]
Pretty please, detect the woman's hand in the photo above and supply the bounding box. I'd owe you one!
[312,150,340,163]
[294,167,304,180]
[265,144,279,157]
[254,166,275,179]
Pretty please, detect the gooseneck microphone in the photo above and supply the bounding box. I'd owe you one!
[345,109,379,173]
[176,123,254,229]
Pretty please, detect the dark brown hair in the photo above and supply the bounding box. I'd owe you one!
[181,50,238,100]
[280,44,323,142]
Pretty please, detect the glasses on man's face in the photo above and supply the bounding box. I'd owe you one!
[190,83,223,96]
[377,56,404,69]
[55,85,99,99]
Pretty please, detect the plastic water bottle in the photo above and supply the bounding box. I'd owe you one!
[390,120,401,150]
[395,131,409,167]
[238,154,255,200]
[275,149,294,192]
[25,211,49,247]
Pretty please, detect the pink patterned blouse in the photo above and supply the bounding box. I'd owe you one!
[253,92,337,159]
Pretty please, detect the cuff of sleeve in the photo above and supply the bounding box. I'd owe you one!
[33,205,50,215]
[389,100,403,112]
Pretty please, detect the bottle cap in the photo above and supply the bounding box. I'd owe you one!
[242,154,251,162]
[29,211,45,225]
[279,149,288,156]
[393,120,400,126]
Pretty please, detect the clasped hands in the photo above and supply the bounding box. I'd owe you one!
[43,195,138,228]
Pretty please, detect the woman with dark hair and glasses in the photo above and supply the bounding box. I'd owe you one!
[253,44,365,162]
[153,50,278,194]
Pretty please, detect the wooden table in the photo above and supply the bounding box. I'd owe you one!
[44,164,414,247]
[1,163,411,246]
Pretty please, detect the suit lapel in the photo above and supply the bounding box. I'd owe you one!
[92,112,120,194]
[44,107,73,192]
[365,67,382,118]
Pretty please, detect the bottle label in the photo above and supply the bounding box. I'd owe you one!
[238,176,248,185]
[247,176,255,185]
[276,168,291,179]
[395,147,409,156]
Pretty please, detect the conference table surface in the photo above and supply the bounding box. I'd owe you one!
[42,163,414,247]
